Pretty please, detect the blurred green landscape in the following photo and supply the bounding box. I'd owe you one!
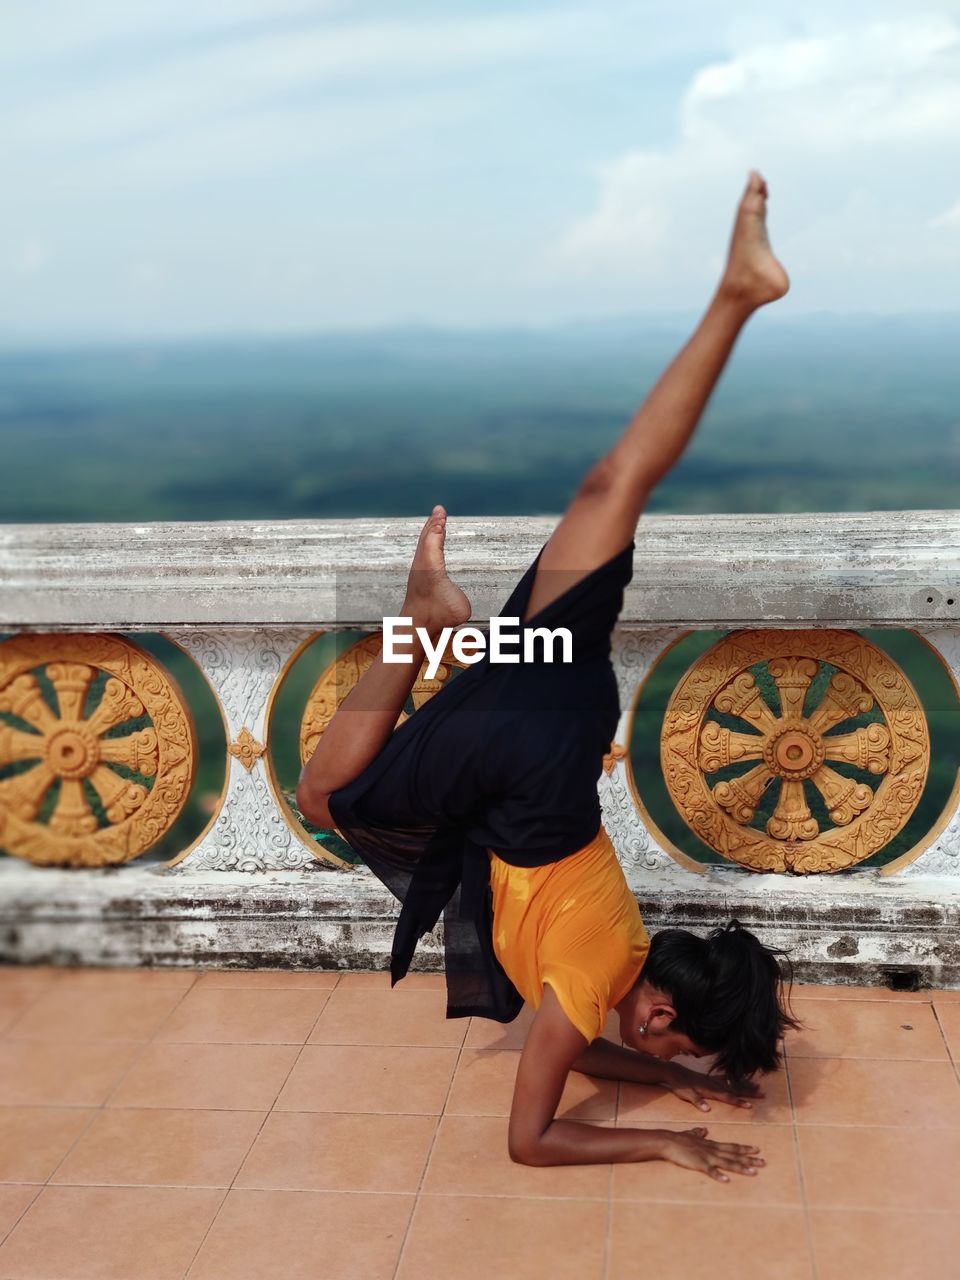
[1,313,958,867]
[2,313,959,522]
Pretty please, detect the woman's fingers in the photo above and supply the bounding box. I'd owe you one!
[675,1086,711,1111]
[706,1140,764,1176]
[718,1151,765,1167]
[704,1154,763,1178]
[713,1084,757,1107]
[706,1087,752,1108]
[686,1077,756,1110]
[714,1157,765,1176]
[708,1140,762,1156]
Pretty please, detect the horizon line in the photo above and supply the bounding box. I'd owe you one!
[2,307,960,352]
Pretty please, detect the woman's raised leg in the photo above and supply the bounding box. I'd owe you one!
[521,170,789,621]
[297,170,789,823]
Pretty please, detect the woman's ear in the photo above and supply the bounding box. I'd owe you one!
[647,1003,678,1034]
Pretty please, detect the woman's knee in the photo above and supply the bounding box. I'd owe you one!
[295,775,335,828]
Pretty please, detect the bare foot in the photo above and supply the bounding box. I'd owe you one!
[401,505,472,636]
[720,170,790,309]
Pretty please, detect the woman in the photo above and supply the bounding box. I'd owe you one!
[297,171,798,1180]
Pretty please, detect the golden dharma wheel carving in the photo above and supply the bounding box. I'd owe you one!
[0,634,197,867]
[660,630,930,874]
[300,634,465,767]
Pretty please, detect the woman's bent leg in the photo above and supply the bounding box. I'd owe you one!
[522,171,789,622]
[296,506,470,825]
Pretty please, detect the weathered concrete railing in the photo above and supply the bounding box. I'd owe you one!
[2,512,959,985]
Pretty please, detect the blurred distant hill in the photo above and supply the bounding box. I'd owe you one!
[2,313,958,522]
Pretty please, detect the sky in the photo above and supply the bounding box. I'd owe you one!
[3,0,960,338]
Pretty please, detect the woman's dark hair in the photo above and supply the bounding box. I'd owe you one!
[641,920,800,1081]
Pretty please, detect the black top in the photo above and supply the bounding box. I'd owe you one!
[328,538,635,1022]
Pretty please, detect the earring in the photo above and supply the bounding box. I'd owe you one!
[636,1022,647,1035]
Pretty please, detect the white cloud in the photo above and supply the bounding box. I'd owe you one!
[552,15,960,307]
[0,1,342,72]
[5,1,960,332]
[4,8,606,166]
[930,198,960,229]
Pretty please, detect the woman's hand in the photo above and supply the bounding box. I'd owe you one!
[666,1063,764,1113]
[659,1127,765,1182]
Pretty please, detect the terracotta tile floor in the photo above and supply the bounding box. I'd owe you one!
[0,965,958,1280]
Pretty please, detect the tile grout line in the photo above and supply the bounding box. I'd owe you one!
[7,1040,958,1063]
[7,1178,914,1205]
[6,1100,957,1129]
[931,1003,959,1085]
[180,974,340,1279]
[0,1185,44,1254]
[390,1015,470,1280]
[602,1080,620,1280]
[785,1057,820,1280]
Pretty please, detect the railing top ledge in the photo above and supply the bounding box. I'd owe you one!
[1,510,958,630]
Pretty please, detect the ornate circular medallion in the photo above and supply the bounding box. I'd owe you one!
[660,630,930,873]
[0,634,197,867]
[300,634,465,766]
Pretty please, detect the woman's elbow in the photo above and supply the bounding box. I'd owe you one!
[507,1129,548,1167]
[508,1139,537,1167]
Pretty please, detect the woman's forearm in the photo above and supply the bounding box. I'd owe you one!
[571,1036,674,1086]
[519,1120,670,1167]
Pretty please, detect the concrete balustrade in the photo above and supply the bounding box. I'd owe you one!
[2,511,959,985]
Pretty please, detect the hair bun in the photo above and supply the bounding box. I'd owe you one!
[709,919,745,943]
[706,919,753,963]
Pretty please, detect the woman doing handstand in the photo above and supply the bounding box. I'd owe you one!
[297,171,799,1181]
